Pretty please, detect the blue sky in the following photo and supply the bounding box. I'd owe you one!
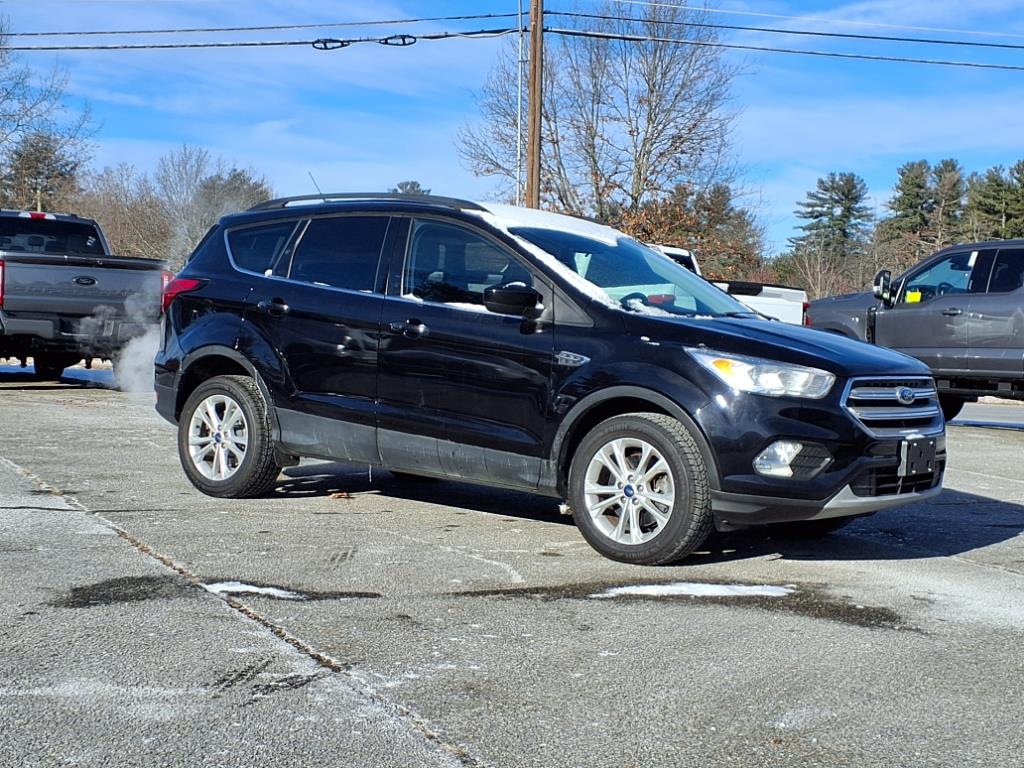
[6,0,1024,254]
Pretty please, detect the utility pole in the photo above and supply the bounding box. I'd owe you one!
[525,0,543,209]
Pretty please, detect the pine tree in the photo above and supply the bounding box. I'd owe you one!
[928,158,965,247]
[789,172,873,260]
[885,160,931,235]
[0,131,83,211]
[964,167,1013,240]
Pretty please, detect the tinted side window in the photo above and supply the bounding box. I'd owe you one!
[986,248,1024,293]
[287,216,389,291]
[404,219,532,307]
[227,220,298,274]
[900,251,975,304]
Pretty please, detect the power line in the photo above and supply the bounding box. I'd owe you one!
[609,0,1024,41]
[8,12,522,37]
[6,27,521,52]
[544,27,1024,72]
[552,10,1024,52]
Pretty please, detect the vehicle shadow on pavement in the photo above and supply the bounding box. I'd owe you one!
[273,466,1022,559]
[272,462,572,525]
[696,488,1024,565]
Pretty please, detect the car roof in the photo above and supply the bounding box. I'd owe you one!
[220,194,627,245]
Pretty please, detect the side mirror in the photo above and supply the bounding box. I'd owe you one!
[872,269,894,308]
[483,284,541,316]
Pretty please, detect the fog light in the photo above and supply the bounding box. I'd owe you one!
[754,441,803,478]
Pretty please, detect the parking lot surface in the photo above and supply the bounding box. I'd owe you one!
[1,366,1023,767]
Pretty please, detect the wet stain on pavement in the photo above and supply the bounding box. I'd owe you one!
[449,580,917,632]
[51,575,196,608]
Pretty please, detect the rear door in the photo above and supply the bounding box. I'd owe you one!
[874,249,991,375]
[376,216,555,487]
[967,245,1024,378]
[241,214,396,463]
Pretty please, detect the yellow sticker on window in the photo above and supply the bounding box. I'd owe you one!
[905,289,922,304]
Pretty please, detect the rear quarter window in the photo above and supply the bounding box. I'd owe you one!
[226,220,299,274]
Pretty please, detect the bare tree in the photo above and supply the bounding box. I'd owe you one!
[459,1,737,219]
[154,145,272,268]
[0,21,92,209]
[75,164,170,259]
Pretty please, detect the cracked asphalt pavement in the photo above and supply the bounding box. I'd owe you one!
[1,366,1023,767]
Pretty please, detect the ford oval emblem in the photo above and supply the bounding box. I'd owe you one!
[73,276,97,286]
[896,386,916,405]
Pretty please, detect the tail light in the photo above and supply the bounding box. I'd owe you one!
[161,270,174,294]
[0,260,5,307]
[161,276,204,314]
[803,301,811,326]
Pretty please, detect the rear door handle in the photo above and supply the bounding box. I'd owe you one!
[389,319,429,338]
[941,308,963,316]
[257,298,290,317]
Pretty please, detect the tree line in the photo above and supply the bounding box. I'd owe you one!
[778,160,1024,298]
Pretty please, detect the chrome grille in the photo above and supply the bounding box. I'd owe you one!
[842,377,943,438]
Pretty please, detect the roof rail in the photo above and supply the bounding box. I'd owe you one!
[247,192,486,212]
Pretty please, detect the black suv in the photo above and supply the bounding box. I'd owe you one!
[155,194,945,565]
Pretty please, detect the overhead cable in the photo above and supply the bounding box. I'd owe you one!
[545,26,1024,72]
[8,12,521,37]
[6,27,521,52]
[608,0,1024,41]
[552,10,1024,52]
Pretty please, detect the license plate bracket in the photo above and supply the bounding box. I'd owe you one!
[899,437,937,477]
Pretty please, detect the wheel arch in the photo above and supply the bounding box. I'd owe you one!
[176,346,276,428]
[550,386,720,496]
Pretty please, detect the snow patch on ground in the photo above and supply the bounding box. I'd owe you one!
[591,582,796,599]
[202,581,305,600]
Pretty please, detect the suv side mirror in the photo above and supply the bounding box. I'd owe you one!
[483,284,541,316]
[872,269,894,308]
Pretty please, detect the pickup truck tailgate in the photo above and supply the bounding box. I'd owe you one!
[1,252,164,318]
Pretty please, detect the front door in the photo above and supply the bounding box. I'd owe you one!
[874,249,989,375]
[242,214,396,463]
[376,216,554,488]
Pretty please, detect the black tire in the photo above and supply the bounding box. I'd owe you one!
[939,395,965,422]
[568,412,712,565]
[32,354,81,380]
[770,516,855,539]
[177,375,281,498]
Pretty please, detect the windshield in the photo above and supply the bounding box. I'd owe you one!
[509,227,753,317]
[0,218,105,256]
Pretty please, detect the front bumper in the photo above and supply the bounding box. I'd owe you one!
[711,473,944,530]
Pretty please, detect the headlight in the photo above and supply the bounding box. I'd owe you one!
[688,349,835,399]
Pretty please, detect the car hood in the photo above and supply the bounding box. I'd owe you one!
[623,313,928,378]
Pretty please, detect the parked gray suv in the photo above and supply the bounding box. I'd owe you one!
[807,240,1024,420]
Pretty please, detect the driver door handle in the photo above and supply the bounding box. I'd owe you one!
[941,308,963,316]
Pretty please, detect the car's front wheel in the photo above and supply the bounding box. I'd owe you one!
[178,375,281,498]
[569,412,713,565]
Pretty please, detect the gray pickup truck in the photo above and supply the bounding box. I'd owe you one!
[807,240,1024,420]
[0,210,167,379]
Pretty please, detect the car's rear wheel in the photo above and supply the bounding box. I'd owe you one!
[178,375,281,498]
[32,354,81,380]
[939,395,966,422]
[568,412,712,565]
